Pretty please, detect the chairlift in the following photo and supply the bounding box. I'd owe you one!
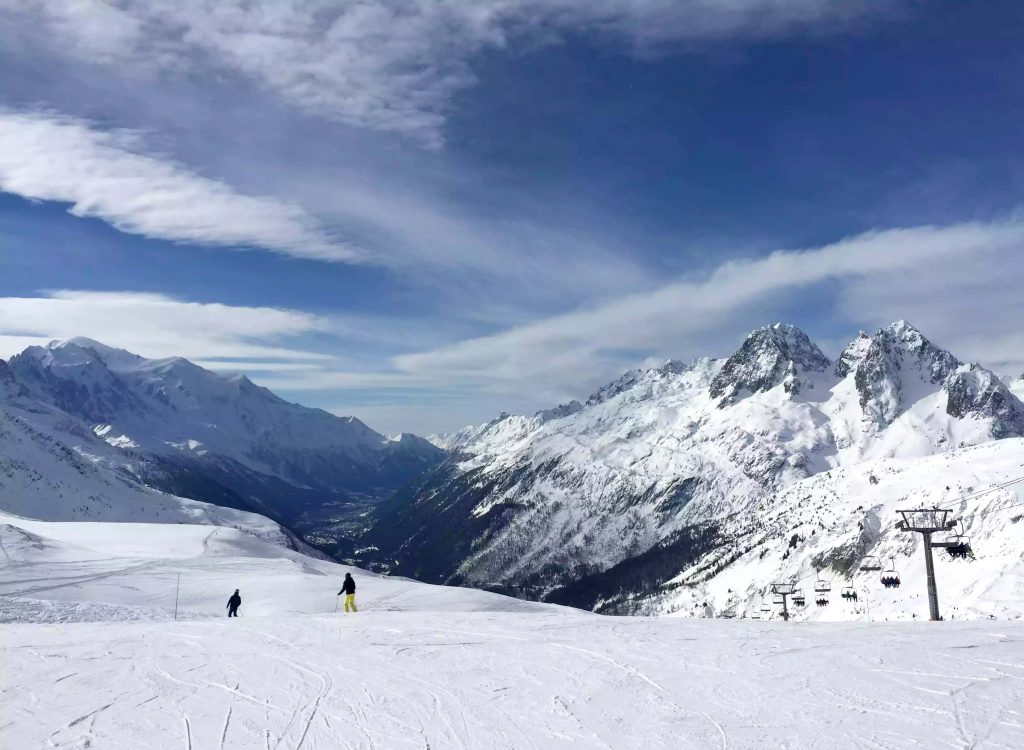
[792,588,806,607]
[841,585,858,601]
[750,609,761,620]
[944,520,974,560]
[815,593,829,607]
[761,597,772,613]
[860,555,882,572]
[814,574,831,594]
[880,557,901,588]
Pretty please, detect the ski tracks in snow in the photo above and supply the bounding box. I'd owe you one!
[5,615,1024,749]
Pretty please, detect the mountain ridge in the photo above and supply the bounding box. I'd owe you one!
[364,320,1024,612]
[0,338,444,552]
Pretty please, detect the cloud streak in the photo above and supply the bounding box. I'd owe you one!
[0,111,361,262]
[7,0,895,148]
[394,217,1024,398]
[0,290,332,362]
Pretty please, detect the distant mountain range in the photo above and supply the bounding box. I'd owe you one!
[0,338,443,549]
[359,321,1024,616]
[4,325,1024,620]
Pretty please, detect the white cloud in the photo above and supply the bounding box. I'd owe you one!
[394,217,1024,397]
[6,0,894,148]
[0,111,361,262]
[0,290,332,362]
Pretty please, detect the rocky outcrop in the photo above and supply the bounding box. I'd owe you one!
[842,321,962,429]
[709,323,830,402]
[945,365,1024,438]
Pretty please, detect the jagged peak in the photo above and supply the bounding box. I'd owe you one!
[885,319,923,339]
[945,364,1024,438]
[586,368,644,406]
[535,400,584,424]
[836,321,961,380]
[709,323,830,401]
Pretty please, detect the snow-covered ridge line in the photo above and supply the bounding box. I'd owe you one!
[366,320,1024,620]
[0,336,444,531]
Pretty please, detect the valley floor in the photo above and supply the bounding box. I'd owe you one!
[3,612,1024,749]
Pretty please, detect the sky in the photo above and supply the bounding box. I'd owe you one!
[1,0,1023,435]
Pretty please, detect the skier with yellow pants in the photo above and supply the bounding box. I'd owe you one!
[338,572,357,612]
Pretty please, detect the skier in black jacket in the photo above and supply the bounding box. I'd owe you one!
[337,573,357,613]
[227,589,241,617]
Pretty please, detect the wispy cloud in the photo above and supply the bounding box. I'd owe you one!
[7,0,896,148]
[0,290,332,362]
[394,217,1024,401]
[0,111,361,262]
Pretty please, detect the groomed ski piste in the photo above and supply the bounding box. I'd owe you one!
[3,511,1024,749]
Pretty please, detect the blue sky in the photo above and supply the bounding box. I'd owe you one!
[2,1,1023,434]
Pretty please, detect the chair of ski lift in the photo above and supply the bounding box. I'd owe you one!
[841,585,858,601]
[860,555,882,572]
[880,558,901,589]
[750,609,761,620]
[761,597,772,613]
[944,520,973,560]
[792,588,806,606]
[812,573,830,606]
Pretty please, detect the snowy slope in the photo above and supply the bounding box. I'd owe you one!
[364,322,1024,611]
[0,511,547,620]
[2,338,443,526]
[0,388,299,539]
[648,438,1024,622]
[3,511,1024,749]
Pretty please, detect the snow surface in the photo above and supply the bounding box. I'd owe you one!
[653,438,1024,621]
[4,513,1024,749]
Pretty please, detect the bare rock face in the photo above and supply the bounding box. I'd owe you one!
[535,401,584,423]
[709,323,830,403]
[587,369,645,406]
[945,365,1024,438]
[0,358,14,393]
[840,321,962,429]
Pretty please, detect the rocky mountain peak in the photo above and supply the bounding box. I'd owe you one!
[535,400,584,423]
[586,369,644,406]
[945,365,1024,438]
[709,323,830,402]
[883,320,960,381]
[840,321,962,429]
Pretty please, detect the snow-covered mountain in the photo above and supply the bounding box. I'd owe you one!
[363,321,1024,616]
[643,437,1024,621]
[2,338,443,529]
